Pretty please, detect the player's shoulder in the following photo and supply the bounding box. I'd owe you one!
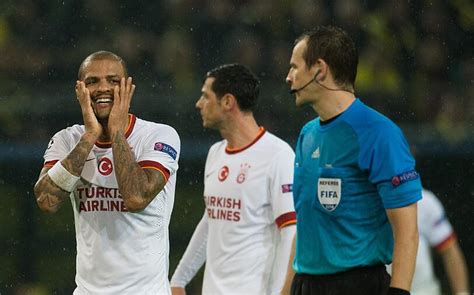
[54,124,84,139]
[420,188,442,209]
[418,188,448,229]
[208,139,227,154]
[260,130,294,153]
[134,116,180,138]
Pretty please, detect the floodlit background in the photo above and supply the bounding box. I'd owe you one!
[0,1,472,294]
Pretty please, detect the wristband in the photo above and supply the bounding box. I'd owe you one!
[387,287,410,295]
[47,161,80,192]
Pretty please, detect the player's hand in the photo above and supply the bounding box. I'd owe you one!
[171,287,186,295]
[75,80,102,139]
[108,77,136,139]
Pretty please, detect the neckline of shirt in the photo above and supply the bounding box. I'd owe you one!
[318,99,359,131]
[94,114,137,148]
[225,127,266,154]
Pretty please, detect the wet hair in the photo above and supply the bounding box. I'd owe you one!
[205,63,260,112]
[296,26,358,87]
[77,50,128,79]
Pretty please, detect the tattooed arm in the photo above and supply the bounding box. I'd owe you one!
[107,77,166,212]
[111,130,167,212]
[34,132,97,213]
[34,80,102,213]
[34,166,70,214]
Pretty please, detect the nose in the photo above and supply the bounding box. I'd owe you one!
[285,70,292,85]
[97,79,111,92]
[195,97,202,109]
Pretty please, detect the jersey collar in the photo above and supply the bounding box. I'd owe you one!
[225,127,266,154]
[95,114,137,148]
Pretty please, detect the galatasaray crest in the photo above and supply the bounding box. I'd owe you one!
[236,163,251,184]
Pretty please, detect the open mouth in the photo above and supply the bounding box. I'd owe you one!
[94,96,113,105]
[95,98,113,104]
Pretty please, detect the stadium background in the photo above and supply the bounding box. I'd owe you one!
[0,1,472,294]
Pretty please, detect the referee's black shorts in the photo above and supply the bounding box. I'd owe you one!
[291,264,390,295]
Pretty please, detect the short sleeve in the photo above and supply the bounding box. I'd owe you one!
[43,129,75,167]
[359,123,422,208]
[137,125,180,182]
[268,147,297,229]
[418,190,454,249]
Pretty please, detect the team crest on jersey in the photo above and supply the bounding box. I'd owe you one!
[236,163,251,184]
[317,178,341,211]
[218,166,229,181]
[98,157,113,176]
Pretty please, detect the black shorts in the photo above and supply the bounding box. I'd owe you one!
[291,264,391,295]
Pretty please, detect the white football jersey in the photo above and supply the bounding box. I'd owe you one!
[43,114,180,295]
[387,188,454,295]
[202,128,296,295]
[412,188,454,295]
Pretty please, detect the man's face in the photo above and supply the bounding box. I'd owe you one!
[195,77,225,129]
[286,39,316,107]
[81,59,125,120]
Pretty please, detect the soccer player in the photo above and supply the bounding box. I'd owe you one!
[283,26,422,295]
[170,64,296,295]
[34,51,180,294]
[388,188,470,295]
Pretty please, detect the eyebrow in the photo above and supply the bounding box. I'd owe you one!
[84,74,121,81]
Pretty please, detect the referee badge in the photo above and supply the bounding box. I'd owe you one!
[317,178,341,211]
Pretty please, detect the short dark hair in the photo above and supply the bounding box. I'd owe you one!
[206,63,260,112]
[78,50,128,79]
[296,26,358,87]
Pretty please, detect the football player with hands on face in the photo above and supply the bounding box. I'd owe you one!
[34,51,180,294]
[74,66,136,153]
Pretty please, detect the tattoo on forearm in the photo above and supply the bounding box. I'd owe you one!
[62,136,95,175]
[34,134,93,212]
[112,131,146,201]
[35,175,69,210]
[111,131,167,210]
[37,192,64,208]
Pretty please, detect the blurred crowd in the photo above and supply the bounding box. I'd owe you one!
[0,0,472,145]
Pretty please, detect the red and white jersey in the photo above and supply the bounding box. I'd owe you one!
[202,128,296,295]
[42,114,180,295]
[412,188,455,295]
[387,189,454,295]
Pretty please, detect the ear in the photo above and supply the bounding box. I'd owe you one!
[221,93,237,111]
[312,58,329,80]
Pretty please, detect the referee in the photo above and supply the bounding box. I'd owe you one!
[282,26,422,295]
